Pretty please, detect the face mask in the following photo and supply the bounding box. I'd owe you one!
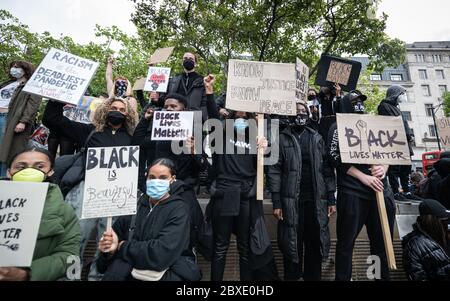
[12,168,46,182]
[10,67,25,79]
[353,101,365,114]
[107,111,126,126]
[397,94,407,103]
[146,179,170,200]
[183,59,195,71]
[234,118,249,132]
[115,80,128,97]
[308,95,316,101]
[294,113,309,127]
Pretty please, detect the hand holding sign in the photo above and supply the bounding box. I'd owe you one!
[0,267,28,281]
[98,229,118,254]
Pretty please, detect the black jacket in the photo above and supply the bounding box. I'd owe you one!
[422,159,450,209]
[378,100,414,156]
[402,223,450,281]
[98,180,201,281]
[266,125,336,263]
[162,73,208,121]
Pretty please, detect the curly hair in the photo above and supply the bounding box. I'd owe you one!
[91,97,137,135]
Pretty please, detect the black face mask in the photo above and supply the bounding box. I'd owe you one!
[308,95,316,101]
[183,60,195,71]
[292,113,309,127]
[107,111,126,126]
[353,101,365,114]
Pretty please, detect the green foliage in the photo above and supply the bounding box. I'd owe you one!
[443,91,450,117]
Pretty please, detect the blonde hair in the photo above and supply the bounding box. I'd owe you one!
[92,97,137,135]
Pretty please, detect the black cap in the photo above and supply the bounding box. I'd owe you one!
[419,199,450,219]
[349,90,367,102]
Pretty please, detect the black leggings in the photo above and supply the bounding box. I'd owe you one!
[47,136,77,158]
[211,197,251,281]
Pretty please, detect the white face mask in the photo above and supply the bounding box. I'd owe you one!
[10,67,25,79]
[397,94,407,103]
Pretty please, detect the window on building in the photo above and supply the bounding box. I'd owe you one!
[370,74,381,81]
[432,55,442,63]
[439,85,448,96]
[425,104,434,117]
[422,85,431,96]
[401,111,412,122]
[415,54,425,62]
[419,69,428,79]
[390,74,403,81]
[436,69,445,80]
[429,125,437,137]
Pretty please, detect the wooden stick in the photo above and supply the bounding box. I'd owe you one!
[373,165,397,270]
[257,114,265,201]
[106,217,113,231]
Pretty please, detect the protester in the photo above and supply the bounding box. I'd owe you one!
[161,52,208,120]
[96,158,201,281]
[0,147,80,281]
[267,102,336,281]
[421,152,450,209]
[410,171,424,198]
[0,61,40,177]
[205,101,278,281]
[402,199,450,280]
[378,85,415,201]
[317,83,341,143]
[131,91,210,255]
[106,57,138,114]
[42,97,137,280]
[328,91,396,281]
[307,88,321,131]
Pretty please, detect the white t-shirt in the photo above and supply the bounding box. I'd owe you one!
[0,81,21,109]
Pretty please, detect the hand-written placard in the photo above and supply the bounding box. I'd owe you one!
[82,146,140,219]
[23,48,99,105]
[0,181,49,267]
[151,111,194,141]
[63,96,103,124]
[295,58,309,104]
[144,67,171,92]
[437,117,450,150]
[226,59,296,116]
[336,114,412,165]
[326,60,353,86]
[148,47,175,65]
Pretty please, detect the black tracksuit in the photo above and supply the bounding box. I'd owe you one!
[328,122,396,281]
[97,180,201,281]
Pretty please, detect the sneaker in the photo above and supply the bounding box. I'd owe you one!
[403,192,423,201]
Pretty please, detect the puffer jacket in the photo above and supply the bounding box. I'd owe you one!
[402,223,450,281]
[266,126,336,263]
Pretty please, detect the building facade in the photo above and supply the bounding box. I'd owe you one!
[355,41,450,170]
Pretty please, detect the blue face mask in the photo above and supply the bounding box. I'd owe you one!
[146,179,171,200]
[234,118,249,132]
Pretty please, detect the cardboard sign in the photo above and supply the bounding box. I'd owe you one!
[148,47,175,65]
[23,48,99,105]
[0,181,49,267]
[336,114,411,165]
[315,55,362,92]
[226,59,296,116]
[151,111,194,141]
[82,146,140,219]
[63,96,103,124]
[132,77,146,91]
[437,117,450,150]
[144,67,171,92]
[295,58,309,104]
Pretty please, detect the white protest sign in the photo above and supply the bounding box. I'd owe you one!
[151,111,194,141]
[336,113,412,166]
[437,117,450,151]
[82,146,140,219]
[295,58,309,104]
[226,59,296,116]
[23,48,99,105]
[0,181,49,267]
[63,96,103,124]
[144,67,171,93]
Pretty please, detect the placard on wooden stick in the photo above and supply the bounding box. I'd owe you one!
[315,55,362,92]
[148,47,175,65]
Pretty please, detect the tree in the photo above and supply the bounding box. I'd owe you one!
[443,91,450,117]
[130,0,406,84]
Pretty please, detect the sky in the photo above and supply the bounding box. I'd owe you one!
[1,0,449,46]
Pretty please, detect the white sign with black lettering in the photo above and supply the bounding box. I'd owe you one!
[0,181,49,267]
[151,111,194,141]
[82,146,140,219]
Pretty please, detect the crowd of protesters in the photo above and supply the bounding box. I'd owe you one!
[0,52,448,282]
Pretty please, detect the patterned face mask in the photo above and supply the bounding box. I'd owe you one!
[115,80,128,97]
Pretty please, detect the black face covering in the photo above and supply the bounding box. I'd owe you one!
[308,95,316,101]
[107,111,126,126]
[353,101,365,114]
[290,113,309,127]
[183,60,195,71]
